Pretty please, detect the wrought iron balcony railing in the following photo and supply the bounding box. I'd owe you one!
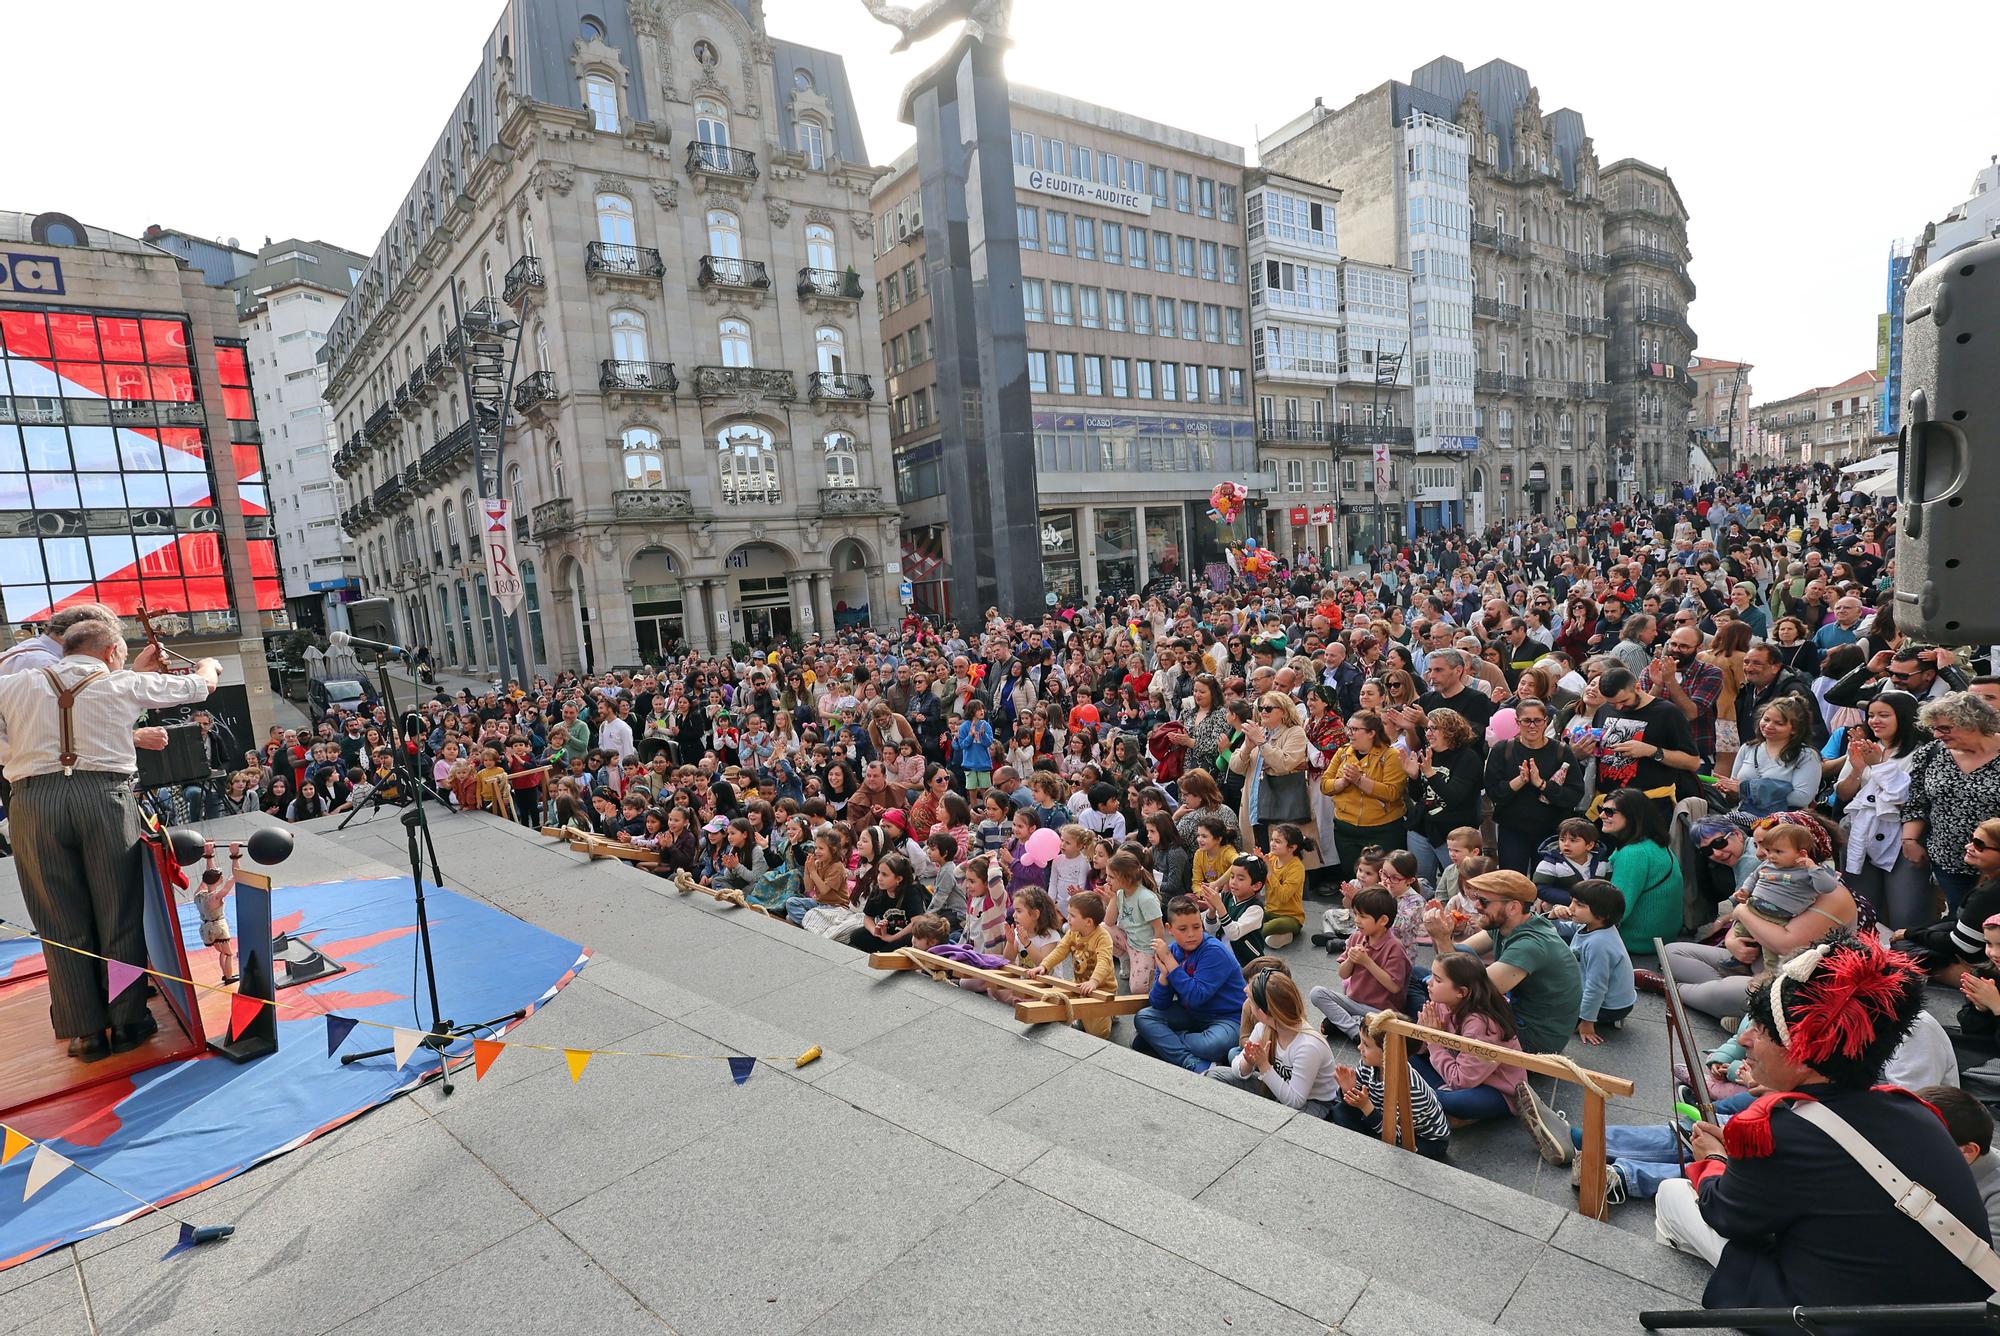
[512,370,558,412]
[796,267,864,300]
[599,360,678,395]
[698,255,771,291]
[585,242,665,281]
[807,371,874,403]
[686,141,759,180]
[502,254,544,304]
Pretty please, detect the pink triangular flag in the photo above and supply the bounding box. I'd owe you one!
[391,1028,423,1070]
[23,1144,72,1201]
[105,959,144,1003]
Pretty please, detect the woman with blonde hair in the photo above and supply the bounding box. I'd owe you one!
[1401,707,1483,882]
[1700,618,1753,775]
[1231,691,1311,852]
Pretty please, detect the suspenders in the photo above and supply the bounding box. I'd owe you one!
[37,667,107,776]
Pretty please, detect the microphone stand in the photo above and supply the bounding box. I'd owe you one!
[337,643,523,1094]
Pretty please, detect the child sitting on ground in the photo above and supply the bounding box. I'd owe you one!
[1565,879,1637,1045]
[1048,824,1096,916]
[1736,820,1841,927]
[974,790,1011,857]
[1532,817,1612,907]
[1309,886,1410,1040]
[1106,849,1164,992]
[1311,845,1385,954]
[961,853,1010,955]
[1378,849,1431,956]
[1331,1016,1451,1158]
[1431,852,1496,942]
[1260,823,1311,949]
[1191,816,1239,899]
[1197,852,1271,965]
[1433,826,1483,918]
[1027,889,1120,1037]
[925,830,967,937]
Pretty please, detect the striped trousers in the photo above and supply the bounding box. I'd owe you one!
[11,771,148,1038]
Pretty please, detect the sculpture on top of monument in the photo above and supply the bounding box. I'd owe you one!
[858,0,1012,52]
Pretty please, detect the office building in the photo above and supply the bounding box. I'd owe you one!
[874,86,1255,611]
[325,0,900,673]
[0,208,284,740]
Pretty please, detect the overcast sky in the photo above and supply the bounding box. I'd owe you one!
[8,0,1992,406]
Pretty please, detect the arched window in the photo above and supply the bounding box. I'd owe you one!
[793,67,815,92]
[584,74,619,133]
[694,99,730,168]
[805,223,836,273]
[797,117,826,171]
[815,325,846,375]
[595,192,635,246]
[427,507,443,559]
[481,253,495,297]
[717,423,778,503]
[522,214,537,257]
[534,324,549,372]
[719,318,752,368]
[621,427,665,488]
[824,431,858,487]
[443,499,459,553]
[550,441,565,494]
[706,210,741,260]
[461,488,477,543]
[520,559,545,665]
[609,308,648,363]
[1497,275,1507,305]
[438,586,456,662]
[508,464,525,520]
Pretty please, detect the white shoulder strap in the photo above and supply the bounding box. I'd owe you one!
[1791,1100,2000,1291]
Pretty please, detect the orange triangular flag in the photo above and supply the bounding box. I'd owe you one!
[563,1049,592,1083]
[228,990,263,1041]
[23,1144,71,1201]
[472,1039,504,1081]
[1,1126,30,1166]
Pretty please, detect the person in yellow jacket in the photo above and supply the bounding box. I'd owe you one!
[1319,709,1409,881]
[1028,889,1120,1037]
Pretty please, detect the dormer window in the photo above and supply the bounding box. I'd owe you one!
[585,74,619,133]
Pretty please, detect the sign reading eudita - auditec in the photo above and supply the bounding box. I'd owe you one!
[1014,166,1152,215]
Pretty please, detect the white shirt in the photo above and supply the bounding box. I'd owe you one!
[0,654,213,779]
[0,634,62,676]
[598,716,635,759]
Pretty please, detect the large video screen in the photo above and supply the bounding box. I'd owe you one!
[0,306,283,634]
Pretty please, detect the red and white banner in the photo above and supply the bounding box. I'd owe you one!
[481,498,523,616]
[1372,441,1391,493]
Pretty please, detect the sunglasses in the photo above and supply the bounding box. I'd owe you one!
[1699,836,1732,855]
[1973,838,1999,854]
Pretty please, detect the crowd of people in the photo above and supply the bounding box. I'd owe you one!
[286,462,2000,1323]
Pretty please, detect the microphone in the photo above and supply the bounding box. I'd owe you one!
[329,630,412,658]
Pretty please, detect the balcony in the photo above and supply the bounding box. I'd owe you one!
[502,254,544,305]
[1566,314,1612,337]
[426,420,476,470]
[1610,363,1696,392]
[808,371,874,403]
[512,370,559,413]
[424,347,447,382]
[585,242,666,284]
[372,475,407,511]
[1473,296,1522,323]
[697,255,771,293]
[599,359,677,395]
[531,497,577,538]
[690,365,795,402]
[1332,424,1415,446]
[797,267,864,301]
[1257,422,1322,445]
[1567,381,1611,402]
[613,488,694,520]
[820,486,886,515]
[365,403,393,440]
[393,385,411,415]
[719,480,783,506]
[1474,371,1526,394]
[1563,250,1610,274]
[1608,244,1683,271]
[686,141,759,183]
[1470,223,1521,257]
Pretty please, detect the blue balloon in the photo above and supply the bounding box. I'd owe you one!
[1244,538,1258,550]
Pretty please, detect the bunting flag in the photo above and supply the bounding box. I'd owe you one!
[160,1222,199,1262]
[325,1014,359,1057]
[563,1049,592,1083]
[1,1125,30,1166]
[228,990,264,1042]
[727,1056,756,1086]
[472,1039,504,1081]
[23,1143,73,1201]
[391,1028,425,1070]
[105,958,145,1003]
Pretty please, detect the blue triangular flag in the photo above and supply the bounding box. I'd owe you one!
[727,1056,756,1086]
[325,1015,359,1057]
[161,1222,197,1261]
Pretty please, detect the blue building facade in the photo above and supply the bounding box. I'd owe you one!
[1880,244,1910,437]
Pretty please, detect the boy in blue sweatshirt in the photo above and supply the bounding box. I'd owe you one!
[1564,879,1637,1044]
[1133,895,1249,1073]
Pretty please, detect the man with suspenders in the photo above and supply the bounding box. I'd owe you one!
[0,617,218,1061]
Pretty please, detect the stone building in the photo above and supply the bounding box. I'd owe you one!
[1686,355,1758,472]
[1754,370,1881,467]
[1601,160,1697,502]
[325,0,899,675]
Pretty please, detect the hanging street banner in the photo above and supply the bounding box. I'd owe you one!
[481,498,524,616]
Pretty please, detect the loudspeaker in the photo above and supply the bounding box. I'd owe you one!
[1893,235,2000,644]
[347,597,398,648]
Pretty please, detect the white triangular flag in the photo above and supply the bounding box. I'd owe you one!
[391,1028,423,1070]
[23,1144,72,1201]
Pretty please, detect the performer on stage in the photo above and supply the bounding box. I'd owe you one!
[0,617,219,1061]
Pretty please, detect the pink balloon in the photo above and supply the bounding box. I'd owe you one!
[1021,826,1063,868]
[1487,708,1519,744]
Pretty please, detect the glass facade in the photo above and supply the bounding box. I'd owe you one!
[1401,113,1477,455]
[0,307,283,635]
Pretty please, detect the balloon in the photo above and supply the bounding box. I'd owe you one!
[1487,708,1519,744]
[1243,538,1258,550]
[1021,827,1062,868]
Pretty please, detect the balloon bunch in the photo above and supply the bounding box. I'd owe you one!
[1231,537,1275,580]
[1206,481,1248,525]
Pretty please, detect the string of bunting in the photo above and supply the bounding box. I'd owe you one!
[0,917,822,1091]
[1,1119,228,1259]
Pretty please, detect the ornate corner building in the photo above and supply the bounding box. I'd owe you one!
[1600,161,1696,503]
[324,0,899,674]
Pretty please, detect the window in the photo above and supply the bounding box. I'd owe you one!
[1157,298,1175,338]
[1228,368,1245,405]
[1078,287,1101,329]
[1022,279,1045,322]
[595,193,635,246]
[551,442,566,495]
[815,325,846,374]
[1050,283,1074,326]
[1205,366,1221,402]
[1127,226,1146,268]
[1199,241,1218,282]
[719,317,752,367]
[1017,206,1040,250]
[622,427,665,488]
[1159,361,1177,401]
[1197,177,1216,218]
[884,275,901,312]
[805,222,836,272]
[1133,294,1152,336]
[1027,350,1049,393]
[1203,304,1221,343]
[718,423,779,503]
[1312,459,1330,492]
[1109,359,1129,398]
[1105,290,1127,332]
[609,308,648,362]
[797,118,826,171]
[427,507,443,558]
[1226,308,1243,345]
[1173,172,1192,212]
[911,320,930,363]
[824,431,858,486]
[1153,232,1172,273]
[1046,211,1068,255]
[573,69,625,136]
[1182,364,1200,401]
[889,333,906,372]
[694,99,730,165]
[443,499,459,551]
[1055,353,1077,394]
[1135,360,1153,399]
[1180,303,1198,340]
[1285,459,1304,493]
[706,209,741,259]
[1177,236,1196,277]
[1075,217,1095,260]
[1083,355,1103,396]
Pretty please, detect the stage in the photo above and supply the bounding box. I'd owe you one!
[0,873,587,1270]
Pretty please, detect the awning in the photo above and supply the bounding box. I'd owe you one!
[1856,470,1897,498]
[1840,454,1895,474]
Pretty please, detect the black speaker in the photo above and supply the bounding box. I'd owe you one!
[346,597,398,648]
[136,722,209,790]
[1893,235,2000,644]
